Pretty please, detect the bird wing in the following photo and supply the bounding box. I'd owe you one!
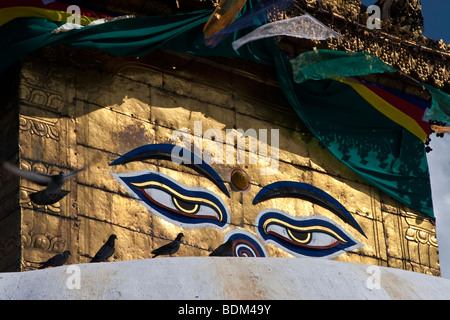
[39,255,58,268]
[210,239,233,256]
[91,243,114,262]
[152,241,178,255]
[92,245,107,260]
[151,243,168,255]
[210,245,224,256]
[2,162,52,185]
[42,257,56,266]
[29,189,69,205]
[62,167,86,181]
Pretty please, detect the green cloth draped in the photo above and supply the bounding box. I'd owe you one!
[0,9,273,74]
[290,49,450,128]
[0,3,434,217]
[423,83,450,124]
[290,49,396,83]
[276,53,433,216]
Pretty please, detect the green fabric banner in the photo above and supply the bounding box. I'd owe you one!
[0,10,273,74]
[276,53,433,216]
[290,49,396,83]
[290,49,450,130]
[423,83,450,124]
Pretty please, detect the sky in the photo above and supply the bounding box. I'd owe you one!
[420,1,450,279]
[363,0,450,278]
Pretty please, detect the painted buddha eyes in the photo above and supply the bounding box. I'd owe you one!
[110,144,364,258]
[264,219,346,248]
[111,171,230,230]
[132,180,224,221]
[256,210,362,258]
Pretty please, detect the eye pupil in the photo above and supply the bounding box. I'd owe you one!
[289,230,310,242]
[173,196,199,213]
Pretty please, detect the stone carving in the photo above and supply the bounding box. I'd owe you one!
[388,0,424,33]
[19,85,64,111]
[19,115,60,141]
[404,211,438,247]
[405,226,438,247]
[22,231,66,252]
[283,0,450,92]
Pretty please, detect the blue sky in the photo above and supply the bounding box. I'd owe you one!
[416,1,450,279]
[421,1,450,42]
[362,0,450,42]
[364,0,450,278]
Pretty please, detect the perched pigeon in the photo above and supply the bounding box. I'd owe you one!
[90,234,117,263]
[38,250,71,269]
[1,161,85,205]
[152,233,184,258]
[209,239,233,257]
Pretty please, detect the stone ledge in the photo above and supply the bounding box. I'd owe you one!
[1,257,450,300]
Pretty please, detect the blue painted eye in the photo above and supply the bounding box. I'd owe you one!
[111,170,230,230]
[253,181,366,237]
[255,209,363,258]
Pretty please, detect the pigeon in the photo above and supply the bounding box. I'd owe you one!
[152,233,184,258]
[90,234,117,263]
[209,239,233,257]
[38,250,71,269]
[1,161,85,205]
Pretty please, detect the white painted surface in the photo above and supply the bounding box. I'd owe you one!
[1,257,450,300]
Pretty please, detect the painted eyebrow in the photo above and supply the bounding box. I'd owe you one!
[109,143,230,198]
[252,181,366,238]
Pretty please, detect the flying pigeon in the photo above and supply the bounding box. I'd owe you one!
[209,239,233,257]
[152,233,184,258]
[90,234,117,263]
[1,161,85,205]
[38,250,71,269]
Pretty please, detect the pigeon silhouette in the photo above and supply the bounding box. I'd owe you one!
[38,250,71,269]
[152,233,184,258]
[209,239,233,257]
[90,234,117,263]
[1,161,85,205]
